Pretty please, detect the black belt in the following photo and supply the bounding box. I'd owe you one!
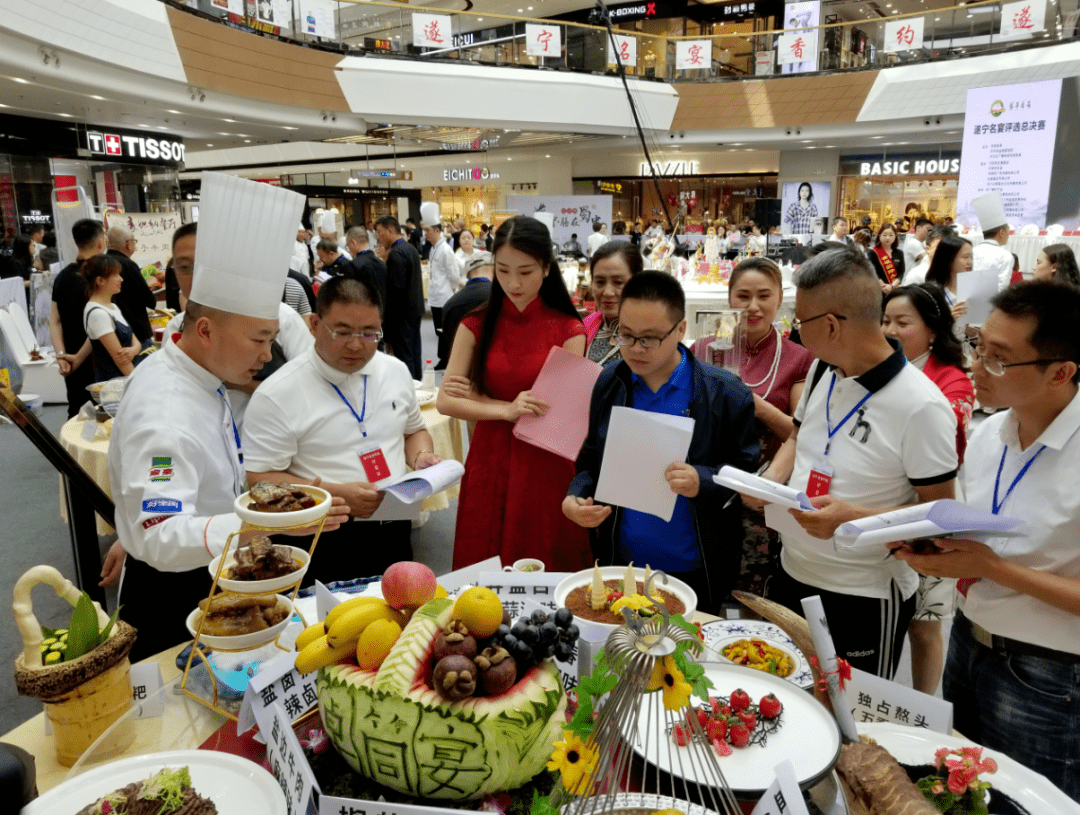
[958,611,1080,665]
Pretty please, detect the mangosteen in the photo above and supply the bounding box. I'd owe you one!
[474,646,517,696]
[433,619,478,661]
[432,654,477,701]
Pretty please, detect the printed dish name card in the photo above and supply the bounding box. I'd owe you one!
[320,796,468,815]
[749,759,811,815]
[844,666,953,734]
[477,570,569,624]
[262,698,320,815]
[239,650,320,734]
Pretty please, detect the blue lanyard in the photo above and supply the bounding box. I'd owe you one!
[992,444,1046,514]
[331,378,368,438]
[824,373,872,456]
[217,386,243,464]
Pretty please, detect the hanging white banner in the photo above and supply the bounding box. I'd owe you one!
[299,0,335,38]
[884,16,925,52]
[413,13,450,48]
[607,33,638,67]
[525,24,561,57]
[675,39,711,70]
[1000,0,1045,38]
[777,31,817,64]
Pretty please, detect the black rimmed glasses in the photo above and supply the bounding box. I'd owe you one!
[614,322,679,349]
[963,335,1067,377]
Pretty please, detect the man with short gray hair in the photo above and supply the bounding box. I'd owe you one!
[746,247,958,678]
[105,223,156,344]
[345,225,388,304]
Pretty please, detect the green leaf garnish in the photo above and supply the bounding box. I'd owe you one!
[139,766,192,814]
[64,593,100,661]
[530,788,561,815]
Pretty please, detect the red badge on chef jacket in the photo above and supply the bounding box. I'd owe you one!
[359,447,391,482]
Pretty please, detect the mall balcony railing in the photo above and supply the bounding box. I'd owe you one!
[176,0,1080,84]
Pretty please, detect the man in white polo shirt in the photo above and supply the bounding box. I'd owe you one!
[896,281,1080,803]
[242,275,441,586]
[902,217,932,272]
[751,246,958,678]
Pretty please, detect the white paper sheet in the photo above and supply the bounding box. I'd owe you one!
[834,499,1026,554]
[801,595,861,744]
[955,268,1000,327]
[379,459,465,504]
[714,465,816,511]
[594,406,694,521]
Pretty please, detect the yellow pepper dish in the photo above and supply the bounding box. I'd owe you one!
[721,638,795,678]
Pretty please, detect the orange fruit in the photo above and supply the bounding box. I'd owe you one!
[452,586,504,638]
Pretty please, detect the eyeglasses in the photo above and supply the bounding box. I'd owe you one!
[791,312,846,332]
[963,336,1067,377]
[615,322,679,349]
[324,324,383,344]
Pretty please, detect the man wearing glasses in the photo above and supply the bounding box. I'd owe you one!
[895,282,1080,803]
[564,271,759,614]
[750,247,958,679]
[243,276,440,585]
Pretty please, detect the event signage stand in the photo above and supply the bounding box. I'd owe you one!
[0,385,113,605]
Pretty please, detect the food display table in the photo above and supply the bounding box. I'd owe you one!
[57,399,465,532]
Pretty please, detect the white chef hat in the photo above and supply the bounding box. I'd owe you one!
[189,171,304,321]
[319,210,337,234]
[420,201,440,227]
[971,191,1008,232]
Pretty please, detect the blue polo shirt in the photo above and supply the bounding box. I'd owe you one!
[618,345,702,572]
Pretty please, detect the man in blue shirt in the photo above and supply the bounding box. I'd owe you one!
[564,272,759,612]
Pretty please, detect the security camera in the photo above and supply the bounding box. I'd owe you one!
[924,119,931,126]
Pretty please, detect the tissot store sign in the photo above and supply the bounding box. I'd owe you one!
[81,126,186,167]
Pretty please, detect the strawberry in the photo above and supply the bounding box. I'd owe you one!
[693,621,705,641]
[729,722,751,748]
[709,696,722,715]
[706,716,728,742]
[696,708,709,728]
[607,590,624,604]
[758,693,782,719]
[737,710,758,729]
[712,737,733,757]
[729,688,751,711]
[672,723,690,746]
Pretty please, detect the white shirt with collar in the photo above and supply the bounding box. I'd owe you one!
[427,237,462,309]
[960,388,1080,655]
[107,340,244,572]
[902,233,926,272]
[587,232,608,257]
[972,239,1015,292]
[782,345,959,599]
[241,346,426,495]
[902,257,930,286]
[830,232,852,246]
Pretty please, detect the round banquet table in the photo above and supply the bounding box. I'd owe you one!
[57,396,466,534]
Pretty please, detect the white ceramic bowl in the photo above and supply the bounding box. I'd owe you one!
[233,485,331,529]
[185,595,294,650]
[553,566,697,633]
[208,545,310,594]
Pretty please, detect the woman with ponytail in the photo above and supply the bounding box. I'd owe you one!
[81,254,139,382]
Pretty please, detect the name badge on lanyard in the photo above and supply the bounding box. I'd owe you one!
[809,373,874,497]
[806,461,834,498]
[331,378,390,484]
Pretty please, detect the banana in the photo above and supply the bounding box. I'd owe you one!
[322,596,388,632]
[326,601,405,649]
[295,634,356,675]
[295,621,327,651]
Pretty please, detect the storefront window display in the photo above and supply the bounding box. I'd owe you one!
[839,154,961,231]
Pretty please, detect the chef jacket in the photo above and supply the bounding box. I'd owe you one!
[972,240,1015,292]
[241,346,426,490]
[107,340,244,572]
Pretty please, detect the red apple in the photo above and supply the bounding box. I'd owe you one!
[381,561,437,611]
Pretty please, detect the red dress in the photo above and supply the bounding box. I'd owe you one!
[452,298,593,571]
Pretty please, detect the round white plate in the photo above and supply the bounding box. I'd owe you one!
[564,791,720,815]
[234,485,330,528]
[416,388,437,407]
[858,721,1080,814]
[699,619,813,689]
[554,567,697,633]
[208,545,310,594]
[633,663,841,797]
[186,596,294,650]
[22,749,286,815]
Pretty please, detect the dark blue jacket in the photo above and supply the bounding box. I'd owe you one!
[567,352,759,606]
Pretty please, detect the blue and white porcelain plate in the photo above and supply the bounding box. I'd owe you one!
[699,619,814,689]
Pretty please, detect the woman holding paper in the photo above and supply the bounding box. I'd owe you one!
[437,216,592,571]
[925,235,973,328]
[883,282,973,694]
[583,242,643,365]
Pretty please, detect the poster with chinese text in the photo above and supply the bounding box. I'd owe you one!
[777,31,817,65]
[506,195,613,254]
[675,39,711,70]
[525,24,562,57]
[999,0,1045,38]
[607,33,638,67]
[780,1,820,73]
[884,16,924,52]
[413,13,450,48]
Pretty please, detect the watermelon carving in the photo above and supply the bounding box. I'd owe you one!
[318,597,568,799]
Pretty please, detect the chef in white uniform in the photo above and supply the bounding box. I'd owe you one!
[103,172,346,660]
[970,192,1015,292]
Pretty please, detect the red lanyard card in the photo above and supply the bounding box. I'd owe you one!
[359,445,391,483]
[806,461,834,498]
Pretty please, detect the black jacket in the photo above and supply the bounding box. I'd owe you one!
[867,247,906,286]
[567,352,759,606]
[106,249,156,342]
[346,250,389,306]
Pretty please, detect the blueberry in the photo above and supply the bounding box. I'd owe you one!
[564,624,580,641]
[554,641,575,662]
[502,633,519,652]
[554,608,573,628]
[540,621,559,642]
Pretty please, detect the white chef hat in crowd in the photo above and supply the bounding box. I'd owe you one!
[189,171,304,320]
[971,191,1009,232]
[420,201,441,227]
[319,210,338,234]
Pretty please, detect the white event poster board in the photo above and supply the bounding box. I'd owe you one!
[999,0,1045,38]
[412,13,450,48]
[607,33,638,67]
[675,39,711,70]
[299,0,335,38]
[781,1,820,73]
[506,195,612,252]
[884,16,924,52]
[956,80,1063,230]
[777,31,817,65]
[525,24,561,57]
[103,211,182,271]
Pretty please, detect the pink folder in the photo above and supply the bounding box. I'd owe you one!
[513,345,603,461]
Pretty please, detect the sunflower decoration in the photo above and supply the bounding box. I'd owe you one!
[547,730,599,793]
[647,653,694,711]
